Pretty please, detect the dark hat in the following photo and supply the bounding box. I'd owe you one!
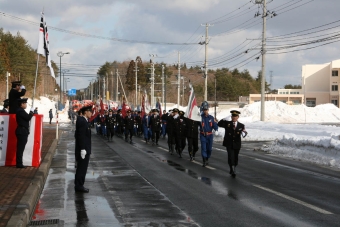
[108,109,113,112]
[230,110,241,116]
[11,81,21,85]
[3,99,9,104]
[117,109,121,113]
[172,108,179,112]
[17,98,28,104]
[127,110,131,113]
[138,111,141,113]
[80,105,93,113]
[179,110,184,115]
[152,109,159,113]
[201,101,209,110]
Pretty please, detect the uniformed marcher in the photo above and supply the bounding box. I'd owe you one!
[166,109,176,154]
[218,110,247,178]
[124,110,135,143]
[161,110,167,138]
[1,99,9,113]
[106,109,116,142]
[135,111,142,137]
[142,111,151,143]
[116,109,123,137]
[199,101,218,167]
[9,81,26,114]
[149,109,162,145]
[74,105,92,193]
[173,110,187,158]
[185,117,200,161]
[15,98,35,168]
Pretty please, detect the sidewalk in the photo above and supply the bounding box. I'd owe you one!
[0,124,58,227]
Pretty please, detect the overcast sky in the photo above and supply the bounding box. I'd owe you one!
[1,0,340,90]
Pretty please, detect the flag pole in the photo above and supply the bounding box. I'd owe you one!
[32,54,40,107]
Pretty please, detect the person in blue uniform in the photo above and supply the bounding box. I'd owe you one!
[15,98,35,168]
[199,101,218,167]
[9,81,26,114]
[149,109,162,145]
[218,110,247,178]
[74,105,92,193]
[124,110,135,143]
[142,111,151,144]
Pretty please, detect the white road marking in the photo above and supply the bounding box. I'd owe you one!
[158,147,168,152]
[213,147,226,152]
[192,160,216,170]
[253,184,333,215]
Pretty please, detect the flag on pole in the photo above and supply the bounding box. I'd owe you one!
[37,13,55,78]
[185,83,201,121]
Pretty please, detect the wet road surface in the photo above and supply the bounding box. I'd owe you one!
[31,124,340,226]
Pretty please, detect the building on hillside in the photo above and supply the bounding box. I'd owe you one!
[248,59,340,107]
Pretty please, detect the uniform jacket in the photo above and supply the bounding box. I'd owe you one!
[185,118,200,138]
[218,120,245,150]
[142,115,150,128]
[124,115,135,130]
[173,115,187,138]
[135,115,142,126]
[9,89,26,114]
[75,116,92,154]
[161,114,168,124]
[166,114,174,135]
[15,107,33,135]
[105,115,116,128]
[149,114,161,132]
[49,110,53,118]
[116,114,123,125]
[199,114,218,136]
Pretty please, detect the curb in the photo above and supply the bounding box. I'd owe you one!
[6,139,58,227]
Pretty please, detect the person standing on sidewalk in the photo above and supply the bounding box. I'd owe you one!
[74,105,92,193]
[199,101,218,167]
[218,110,247,178]
[15,98,35,168]
[49,109,53,124]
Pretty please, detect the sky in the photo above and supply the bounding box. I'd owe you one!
[1,0,340,90]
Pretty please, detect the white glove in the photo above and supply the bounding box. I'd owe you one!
[30,107,34,112]
[173,114,179,119]
[20,85,25,90]
[215,131,219,136]
[81,149,86,159]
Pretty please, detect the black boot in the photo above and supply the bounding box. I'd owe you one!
[202,158,206,167]
[206,158,209,166]
[170,145,174,155]
[231,165,236,178]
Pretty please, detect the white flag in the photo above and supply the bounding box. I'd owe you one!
[185,84,201,121]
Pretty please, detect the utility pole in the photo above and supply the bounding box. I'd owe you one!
[116,69,119,101]
[98,75,101,99]
[103,75,106,101]
[270,70,273,91]
[6,72,10,99]
[149,54,157,108]
[200,23,212,101]
[177,51,181,107]
[161,65,165,110]
[134,59,139,108]
[164,66,167,111]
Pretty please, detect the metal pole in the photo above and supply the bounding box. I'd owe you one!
[103,74,106,101]
[151,63,154,108]
[162,65,165,109]
[59,55,61,109]
[204,23,209,101]
[260,0,267,121]
[214,75,217,119]
[116,69,119,101]
[164,67,167,111]
[6,72,9,99]
[177,51,180,107]
[135,60,138,108]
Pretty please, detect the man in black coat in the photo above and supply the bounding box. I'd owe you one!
[185,118,200,161]
[9,81,26,114]
[149,109,162,145]
[74,105,92,193]
[106,109,116,142]
[116,109,123,137]
[1,99,9,113]
[161,110,167,138]
[166,109,175,154]
[15,98,34,168]
[124,110,135,143]
[218,110,247,178]
[135,111,142,137]
[173,110,187,158]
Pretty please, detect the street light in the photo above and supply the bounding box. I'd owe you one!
[57,51,70,110]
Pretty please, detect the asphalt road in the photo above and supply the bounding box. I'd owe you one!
[31,125,340,227]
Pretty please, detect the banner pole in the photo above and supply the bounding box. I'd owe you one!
[32,54,40,107]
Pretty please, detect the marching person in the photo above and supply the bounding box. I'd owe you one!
[142,111,151,144]
[135,111,143,137]
[149,109,162,145]
[49,109,53,124]
[173,110,187,158]
[74,105,92,193]
[186,117,200,161]
[166,109,176,154]
[9,81,26,114]
[161,110,167,138]
[218,110,247,178]
[199,101,218,167]
[106,109,116,142]
[124,110,135,144]
[1,99,9,113]
[116,109,123,137]
[15,98,35,168]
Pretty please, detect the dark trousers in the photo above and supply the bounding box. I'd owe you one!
[49,118,52,124]
[187,137,198,156]
[152,130,160,143]
[75,153,90,190]
[16,133,28,167]
[125,128,134,140]
[226,148,240,167]
[107,127,115,138]
[175,136,186,153]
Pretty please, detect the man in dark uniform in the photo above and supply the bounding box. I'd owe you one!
[185,117,200,161]
[75,105,92,193]
[142,111,151,143]
[218,110,247,178]
[116,109,123,137]
[124,110,135,143]
[161,110,167,138]
[1,99,9,113]
[166,109,176,154]
[135,111,142,137]
[173,110,187,158]
[15,98,34,168]
[9,81,26,114]
[106,109,116,142]
[149,109,162,145]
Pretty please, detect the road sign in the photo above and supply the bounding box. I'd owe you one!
[68,89,76,96]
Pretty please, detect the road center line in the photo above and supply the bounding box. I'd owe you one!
[158,147,168,152]
[253,184,333,215]
[191,160,216,170]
